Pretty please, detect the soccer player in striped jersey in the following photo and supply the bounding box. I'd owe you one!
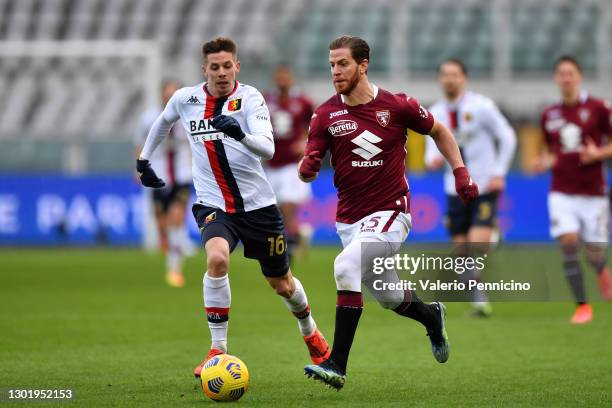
[135,79,194,288]
[136,37,330,376]
[425,58,517,317]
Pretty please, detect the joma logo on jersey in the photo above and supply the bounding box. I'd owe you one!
[328,120,358,136]
[351,130,384,167]
[329,109,348,119]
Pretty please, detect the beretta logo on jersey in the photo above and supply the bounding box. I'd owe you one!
[328,120,358,137]
[228,98,242,111]
[375,110,390,127]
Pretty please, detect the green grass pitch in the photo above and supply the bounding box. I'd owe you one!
[1,247,611,407]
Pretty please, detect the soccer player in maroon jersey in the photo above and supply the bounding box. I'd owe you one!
[537,55,612,324]
[299,36,479,389]
[264,65,315,261]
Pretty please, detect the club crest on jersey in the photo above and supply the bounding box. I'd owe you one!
[579,108,590,123]
[375,110,390,127]
[205,212,217,224]
[228,98,242,112]
[463,112,473,122]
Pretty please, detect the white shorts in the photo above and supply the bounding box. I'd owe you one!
[336,210,412,250]
[547,191,609,242]
[265,164,312,204]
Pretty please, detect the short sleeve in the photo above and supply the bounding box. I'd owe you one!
[304,111,331,156]
[401,95,435,135]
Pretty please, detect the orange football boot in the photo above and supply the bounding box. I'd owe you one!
[571,304,593,324]
[165,272,185,288]
[303,327,331,364]
[194,348,225,378]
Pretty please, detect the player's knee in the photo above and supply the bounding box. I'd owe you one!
[270,278,294,298]
[559,234,580,254]
[334,252,360,291]
[207,250,229,275]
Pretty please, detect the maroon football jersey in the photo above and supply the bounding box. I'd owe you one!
[541,93,611,196]
[306,86,434,223]
[265,89,314,167]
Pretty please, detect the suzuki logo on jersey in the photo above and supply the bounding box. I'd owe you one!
[351,130,383,167]
[329,109,348,119]
[375,110,390,127]
[328,120,358,136]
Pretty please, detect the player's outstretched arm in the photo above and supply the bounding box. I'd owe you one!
[428,119,464,170]
[429,119,479,204]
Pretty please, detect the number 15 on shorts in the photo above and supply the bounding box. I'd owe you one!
[267,235,286,256]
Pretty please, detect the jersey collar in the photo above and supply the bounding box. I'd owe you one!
[339,83,379,105]
[203,81,240,99]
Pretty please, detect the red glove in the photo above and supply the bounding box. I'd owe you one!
[298,151,322,180]
[453,166,479,205]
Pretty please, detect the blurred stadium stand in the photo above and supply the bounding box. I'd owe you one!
[0,0,610,173]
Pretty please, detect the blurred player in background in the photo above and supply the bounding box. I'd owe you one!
[536,55,612,324]
[264,65,315,262]
[135,79,194,288]
[136,37,330,377]
[300,36,478,390]
[425,58,517,317]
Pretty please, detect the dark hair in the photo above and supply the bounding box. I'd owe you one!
[202,37,237,59]
[329,35,370,65]
[554,55,582,73]
[439,58,468,76]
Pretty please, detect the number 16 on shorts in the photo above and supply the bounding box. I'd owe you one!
[267,235,286,256]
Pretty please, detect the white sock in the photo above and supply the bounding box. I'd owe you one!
[204,273,231,351]
[281,277,315,337]
[166,226,184,273]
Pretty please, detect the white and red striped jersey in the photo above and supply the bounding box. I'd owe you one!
[140,81,277,213]
[425,91,516,195]
[135,107,192,185]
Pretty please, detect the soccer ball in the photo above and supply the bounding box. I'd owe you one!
[200,354,249,401]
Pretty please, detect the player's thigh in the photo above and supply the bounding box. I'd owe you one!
[192,204,239,252]
[470,193,498,229]
[356,210,412,256]
[238,205,290,278]
[446,195,470,237]
[578,196,609,243]
[548,192,581,239]
[270,164,311,204]
[153,186,174,214]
